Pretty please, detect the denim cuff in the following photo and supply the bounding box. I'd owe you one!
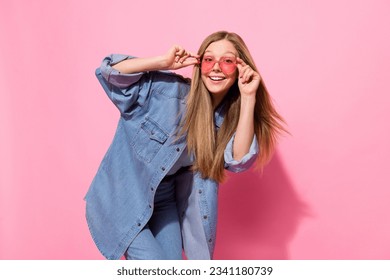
[224,133,259,173]
[100,54,143,88]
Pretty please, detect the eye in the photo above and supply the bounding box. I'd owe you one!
[203,57,214,63]
[222,57,235,64]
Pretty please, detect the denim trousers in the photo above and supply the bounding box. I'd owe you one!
[124,174,183,260]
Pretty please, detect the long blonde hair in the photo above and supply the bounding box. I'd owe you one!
[182,31,287,183]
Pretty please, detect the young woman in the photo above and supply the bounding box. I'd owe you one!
[85,31,286,260]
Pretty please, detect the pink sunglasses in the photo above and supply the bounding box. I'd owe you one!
[201,56,237,74]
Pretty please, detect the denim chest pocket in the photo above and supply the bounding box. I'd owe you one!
[130,117,169,163]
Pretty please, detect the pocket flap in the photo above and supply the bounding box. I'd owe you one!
[141,117,169,144]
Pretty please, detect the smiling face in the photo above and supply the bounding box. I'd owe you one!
[201,39,238,106]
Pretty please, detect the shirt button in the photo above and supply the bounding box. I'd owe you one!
[151,187,154,191]
[149,204,152,208]
[208,238,212,243]
[198,190,202,194]
[176,148,180,152]
[137,223,141,227]
[161,167,166,171]
[203,215,208,219]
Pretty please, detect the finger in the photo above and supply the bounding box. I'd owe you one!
[178,53,191,64]
[179,51,200,64]
[172,45,180,62]
[236,58,249,76]
[244,68,254,83]
[172,57,199,70]
[189,52,200,59]
[174,46,186,62]
[181,57,200,66]
[240,66,256,84]
[235,57,247,70]
[177,49,187,57]
[236,58,261,85]
[239,65,251,80]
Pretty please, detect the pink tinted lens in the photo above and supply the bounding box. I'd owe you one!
[201,57,237,74]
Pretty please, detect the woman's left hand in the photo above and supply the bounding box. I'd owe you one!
[236,57,261,97]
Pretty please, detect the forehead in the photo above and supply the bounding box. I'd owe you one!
[204,39,238,56]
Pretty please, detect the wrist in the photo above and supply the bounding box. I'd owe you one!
[155,55,170,70]
[240,94,256,105]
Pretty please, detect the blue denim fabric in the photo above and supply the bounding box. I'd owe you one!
[85,54,259,260]
[125,173,183,260]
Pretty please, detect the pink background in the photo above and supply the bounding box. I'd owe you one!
[1,0,389,259]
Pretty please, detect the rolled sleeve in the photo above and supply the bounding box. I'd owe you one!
[224,133,259,173]
[96,54,146,116]
[100,54,143,88]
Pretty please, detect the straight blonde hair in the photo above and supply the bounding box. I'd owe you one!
[182,31,287,183]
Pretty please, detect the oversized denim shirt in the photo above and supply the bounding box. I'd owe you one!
[85,54,259,260]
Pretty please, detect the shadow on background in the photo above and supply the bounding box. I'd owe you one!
[214,151,310,259]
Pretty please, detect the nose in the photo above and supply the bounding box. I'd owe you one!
[211,61,222,71]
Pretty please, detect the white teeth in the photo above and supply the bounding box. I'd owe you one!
[210,76,224,81]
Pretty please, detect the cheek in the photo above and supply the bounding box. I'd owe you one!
[200,64,210,75]
[226,72,238,86]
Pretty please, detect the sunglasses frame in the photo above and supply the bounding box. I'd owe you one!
[201,56,238,74]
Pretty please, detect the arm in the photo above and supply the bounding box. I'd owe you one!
[232,58,261,161]
[97,46,198,115]
[233,95,256,160]
[112,45,199,74]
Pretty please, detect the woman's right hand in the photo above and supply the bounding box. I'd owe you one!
[163,45,199,70]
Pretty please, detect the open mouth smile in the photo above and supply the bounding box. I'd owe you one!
[209,76,225,81]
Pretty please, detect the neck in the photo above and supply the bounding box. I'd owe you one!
[211,91,228,109]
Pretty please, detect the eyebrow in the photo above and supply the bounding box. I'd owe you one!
[204,50,237,56]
